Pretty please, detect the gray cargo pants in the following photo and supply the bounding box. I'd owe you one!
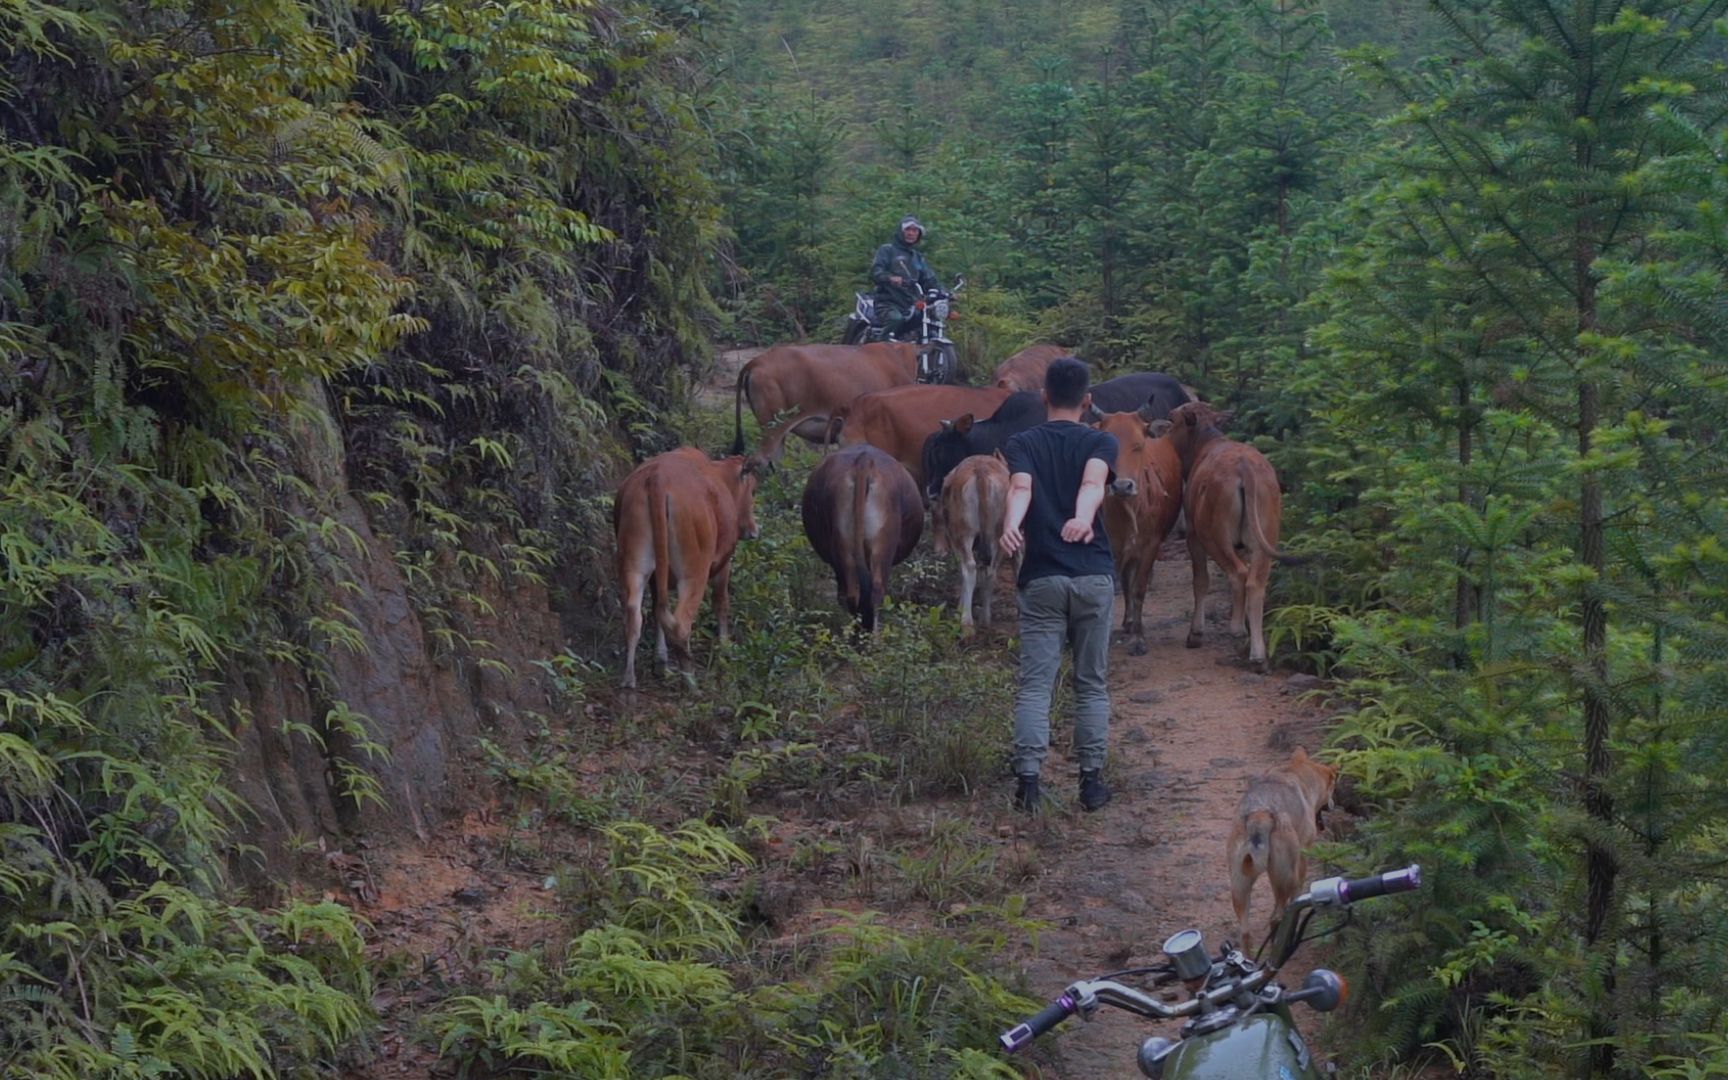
[1012,573,1113,777]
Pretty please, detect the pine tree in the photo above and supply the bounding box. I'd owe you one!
[1306,2,1728,1071]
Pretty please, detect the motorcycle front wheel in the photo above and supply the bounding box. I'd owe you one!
[917,342,958,384]
[842,318,870,346]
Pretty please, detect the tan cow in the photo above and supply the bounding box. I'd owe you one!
[801,445,924,632]
[993,344,1074,392]
[932,454,1014,637]
[1096,406,1184,657]
[826,383,1011,490]
[731,342,920,465]
[1164,401,1282,672]
[614,448,759,688]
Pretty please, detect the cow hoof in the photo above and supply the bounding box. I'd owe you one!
[1128,639,1148,658]
[1185,633,1203,649]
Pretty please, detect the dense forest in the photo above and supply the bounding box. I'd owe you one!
[6,0,1728,1077]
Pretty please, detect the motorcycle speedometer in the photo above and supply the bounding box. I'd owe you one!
[1161,928,1210,981]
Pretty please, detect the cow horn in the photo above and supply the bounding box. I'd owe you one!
[939,418,953,431]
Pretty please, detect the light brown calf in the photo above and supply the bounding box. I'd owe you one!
[801,445,924,632]
[731,342,919,465]
[614,448,759,688]
[932,454,1013,637]
[826,383,1011,490]
[1096,406,1184,656]
[1164,401,1283,671]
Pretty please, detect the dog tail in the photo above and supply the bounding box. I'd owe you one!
[1242,810,1275,875]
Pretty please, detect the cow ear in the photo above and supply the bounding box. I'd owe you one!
[740,455,761,477]
[939,418,953,432]
[954,414,974,434]
[992,448,1008,464]
[1148,418,1172,438]
[1183,408,1199,427]
[1136,401,1158,424]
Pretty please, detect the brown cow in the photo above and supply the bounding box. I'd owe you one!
[801,445,924,632]
[1096,406,1184,657]
[614,448,759,688]
[992,343,1075,391]
[932,454,1014,637]
[827,383,1011,490]
[731,342,920,465]
[1164,401,1282,672]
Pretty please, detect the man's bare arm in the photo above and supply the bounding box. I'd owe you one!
[1060,458,1111,544]
[1000,472,1033,556]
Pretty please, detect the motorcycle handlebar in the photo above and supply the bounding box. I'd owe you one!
[999,994,1076,1053]
[1342,863,1422,903]
[999,867,1422,1053]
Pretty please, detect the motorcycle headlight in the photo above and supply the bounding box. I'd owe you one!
[934,299,950,319]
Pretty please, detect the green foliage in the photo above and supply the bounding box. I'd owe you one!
[762,912,1038,1078]
[3,0,724,1073]
[1286,1,1728,1072]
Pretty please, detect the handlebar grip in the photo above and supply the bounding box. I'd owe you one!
[999,994,1075,1053]
[1341,864,1422,903]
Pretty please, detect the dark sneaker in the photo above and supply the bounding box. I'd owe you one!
[1078,769,1112,812]
[1013,773,1042,814]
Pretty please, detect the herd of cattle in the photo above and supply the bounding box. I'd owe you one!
[613,342,1286,688]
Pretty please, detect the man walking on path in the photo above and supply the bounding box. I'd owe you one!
[999,357,1118,813]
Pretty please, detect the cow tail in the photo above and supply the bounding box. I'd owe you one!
[652,485,675,638]
[973,476,994,567]
[1237,460,1308,566]
[931,489,950,555]
[854,467,876,626]
[731,367,750,456]
[1239,460,1277,560]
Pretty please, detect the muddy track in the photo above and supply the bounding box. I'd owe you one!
[1004,561,1332,1076]
[342,346,1341,1077]
[719,341,1337,1073]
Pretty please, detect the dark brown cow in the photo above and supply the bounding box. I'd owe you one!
[614,448,759,688]
[1097,406,1184,657]
[827,383,1011,490]
[932,454,1013,637]
[1164,401,1283,672]
[801,445,924,632]
[993,343,1074,392]
[731,342,920,464]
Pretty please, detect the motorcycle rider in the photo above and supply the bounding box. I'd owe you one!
[869,215,939,339]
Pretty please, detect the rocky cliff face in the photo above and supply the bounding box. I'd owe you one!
[223,384,564,882]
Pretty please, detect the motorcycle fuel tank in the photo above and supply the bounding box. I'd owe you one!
[1158,1012,1322,1080]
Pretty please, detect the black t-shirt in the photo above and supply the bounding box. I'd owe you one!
[1003,421,1119,586]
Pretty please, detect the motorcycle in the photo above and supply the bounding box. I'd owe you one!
[841,275,965,385]
[1000,864,1423,1078]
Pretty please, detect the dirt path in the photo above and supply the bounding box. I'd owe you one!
[339,350,1342,1077]
[1002,556,1332,1076]
[696,346,761,410]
